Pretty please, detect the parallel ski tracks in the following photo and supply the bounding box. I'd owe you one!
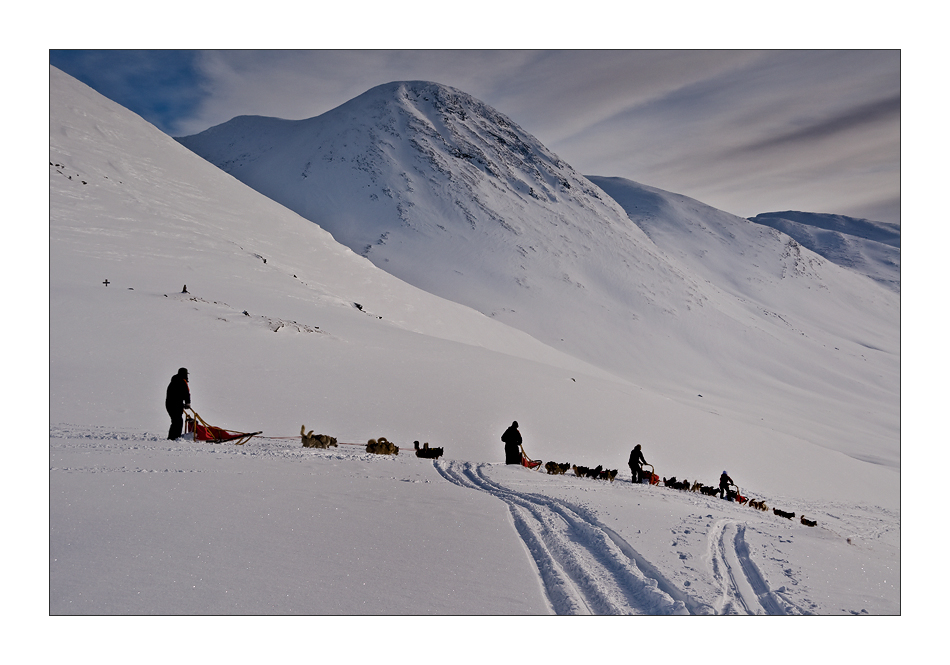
[435,460,689,615]
[707,519,797,615]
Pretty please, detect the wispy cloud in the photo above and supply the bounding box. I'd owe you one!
[728,94,900,155]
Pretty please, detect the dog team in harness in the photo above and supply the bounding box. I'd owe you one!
[164,370,812,524]
[166,372,737,494]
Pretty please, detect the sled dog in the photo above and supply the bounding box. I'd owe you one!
[366,437,399,455]
[414,440,444,459]
[301,426,338,449]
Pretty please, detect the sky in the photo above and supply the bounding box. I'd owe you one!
[49,49,900,224]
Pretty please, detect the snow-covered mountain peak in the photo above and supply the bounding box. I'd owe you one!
[313,80,584,191]
[376,80,592,203]
[178,81,703,361]
[179,80,642,257]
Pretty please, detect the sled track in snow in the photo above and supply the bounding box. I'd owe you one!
[707,520,799,615]
[435,460,690,615]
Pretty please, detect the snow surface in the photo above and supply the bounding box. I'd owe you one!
[50,66,899,626]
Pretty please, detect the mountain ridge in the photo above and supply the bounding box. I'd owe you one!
[748,211,900,291]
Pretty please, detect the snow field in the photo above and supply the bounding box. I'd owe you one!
[51,428,899,617]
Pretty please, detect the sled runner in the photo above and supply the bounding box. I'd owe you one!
[185,408,261,446]
[520,445,543,470]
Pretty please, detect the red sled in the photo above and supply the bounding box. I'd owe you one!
[725,483,747,504]
[185,409,261,446]
[521,447,543,470]
[639,463,660,485]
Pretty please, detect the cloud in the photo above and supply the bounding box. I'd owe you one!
[50,49,901,223]
[728,94,900,156]
[540,51,900,221]
[177,50,541,136]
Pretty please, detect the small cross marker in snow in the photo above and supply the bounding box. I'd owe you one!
[103,279,110,286]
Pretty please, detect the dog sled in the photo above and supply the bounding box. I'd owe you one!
[520,445,543,470]
[724,482,747,504]
[637,463,660,485]
[185,408,261,445]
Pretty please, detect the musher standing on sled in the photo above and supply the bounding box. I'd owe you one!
[165,367,191,440]
[719,470,735,499]
[628,444,648,483]
[502,421,522,464]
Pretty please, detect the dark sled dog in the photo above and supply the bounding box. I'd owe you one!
[414,441,444,459]
[664,477,690,491]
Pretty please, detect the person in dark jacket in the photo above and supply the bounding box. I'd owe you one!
[628,444,648,484]
[501,421,523,464]
[165,367,191,440]
[719,470,735,499]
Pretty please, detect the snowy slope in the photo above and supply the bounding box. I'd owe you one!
[588,176,900,469]
[748,211,900,292]
[49,66,899,617]
[178,83,899,479]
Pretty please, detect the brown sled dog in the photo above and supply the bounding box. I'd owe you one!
[366,437,399,455]
[301,426,338,449]
[599,468,619,482]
